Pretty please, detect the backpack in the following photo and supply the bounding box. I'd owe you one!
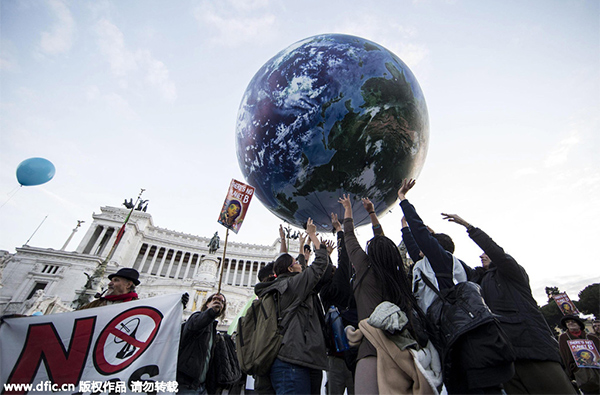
[211,333,242,386]
[235,291,283,376]
[420,275,513,359]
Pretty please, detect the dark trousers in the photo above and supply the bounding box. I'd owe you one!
[503,359,577,395]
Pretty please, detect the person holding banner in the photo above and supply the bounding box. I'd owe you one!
[558,315,600,393]
[78,268,140,310]
[177,293,227,395]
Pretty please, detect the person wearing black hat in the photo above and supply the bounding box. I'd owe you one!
[559,315,600,393]
[79,268,140,310]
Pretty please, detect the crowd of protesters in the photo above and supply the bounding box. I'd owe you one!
[24,178,598,395]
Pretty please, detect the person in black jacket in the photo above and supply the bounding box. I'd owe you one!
[177,293,227,395]
[442,212,576,394]
[320,212,356,395]
[398,179,515,394]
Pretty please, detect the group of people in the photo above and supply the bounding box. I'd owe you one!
[238,178,598,395]
[78,178,599,395]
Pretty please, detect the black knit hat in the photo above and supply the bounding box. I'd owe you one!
[108,268,140,285]
[560,315,586,331]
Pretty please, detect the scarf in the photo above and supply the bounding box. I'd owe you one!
[103,292,138,302]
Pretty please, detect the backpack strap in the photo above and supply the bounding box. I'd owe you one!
[420,273,445,301]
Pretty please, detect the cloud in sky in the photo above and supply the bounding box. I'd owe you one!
[86,85,138,119]
[39,0,75,56]
[334,15,429,71]
[193,0,277,47]
[0,39,19,72]
[544,130,580,168]
[94,19,177,101]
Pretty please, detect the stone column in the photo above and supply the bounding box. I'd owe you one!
[195,255,218,285]
[90,226,108,256]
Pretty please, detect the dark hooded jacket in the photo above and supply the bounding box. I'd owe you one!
[467,226,563,363]
[177,308,219,390]
[254,245,329,371]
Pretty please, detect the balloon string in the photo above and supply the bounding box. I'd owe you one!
[0,185,22,210]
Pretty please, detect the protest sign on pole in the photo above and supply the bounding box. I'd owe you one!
[216,179,255,293]
[552,292,580,315]
[0,294,181,395]
[217,179,255,234]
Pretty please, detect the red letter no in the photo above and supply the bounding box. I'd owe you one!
[3,317,96,395]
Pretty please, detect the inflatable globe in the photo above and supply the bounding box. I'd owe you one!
[236,34,429,231]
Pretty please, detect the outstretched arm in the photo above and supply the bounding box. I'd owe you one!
[339,195,369,272]
[362,197,384,236]
[401,216,422,263]
[306,218,321,249]
[441,213,471,229]
[398,179,454,286]
[442,213,523,281]
[279,225,287,253]
[339,194,353,220]
[319,213,355,308]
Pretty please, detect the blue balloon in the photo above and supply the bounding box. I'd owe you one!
[16,157,56,186]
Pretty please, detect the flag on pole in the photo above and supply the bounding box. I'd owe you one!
[217,179,255,234]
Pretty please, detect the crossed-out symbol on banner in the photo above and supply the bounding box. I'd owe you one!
[93,307,163,375]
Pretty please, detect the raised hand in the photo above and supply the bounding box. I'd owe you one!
[279,224,285,240]
[361,197,375,214]
[325,239,335,255]
[181,292,189,309]
[338,194,353,219]
[208,294,224,313]
[298,232,307,248]
[441,213,471,228]
[397,178,416,200]
[279,224,288,253]
[306,218,321,248]
[306,218,317,235]
[331,212,342,233]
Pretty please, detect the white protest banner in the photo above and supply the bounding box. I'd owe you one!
[0,293,182,395]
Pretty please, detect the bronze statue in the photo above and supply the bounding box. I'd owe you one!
[208,232,220,254]
[136,199,149,211]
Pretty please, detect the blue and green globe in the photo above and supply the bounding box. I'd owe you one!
[236,34,429,231]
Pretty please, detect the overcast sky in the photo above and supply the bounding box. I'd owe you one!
[1,0,598,306]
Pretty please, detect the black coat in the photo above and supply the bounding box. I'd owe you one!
[426,280,515,393]
[468,227,563,363]
[177,308,219,389]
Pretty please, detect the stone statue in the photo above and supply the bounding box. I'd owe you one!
[208,232,220,254]
[123,198,135,209]
[136,199,149,211]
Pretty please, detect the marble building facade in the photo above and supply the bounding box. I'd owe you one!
[0,206,299,331]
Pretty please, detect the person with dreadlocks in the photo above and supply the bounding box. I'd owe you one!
[339,194,441,394]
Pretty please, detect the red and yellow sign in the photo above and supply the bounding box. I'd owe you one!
[217,179,255,234]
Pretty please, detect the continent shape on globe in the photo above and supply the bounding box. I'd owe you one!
[236,34,429,231]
